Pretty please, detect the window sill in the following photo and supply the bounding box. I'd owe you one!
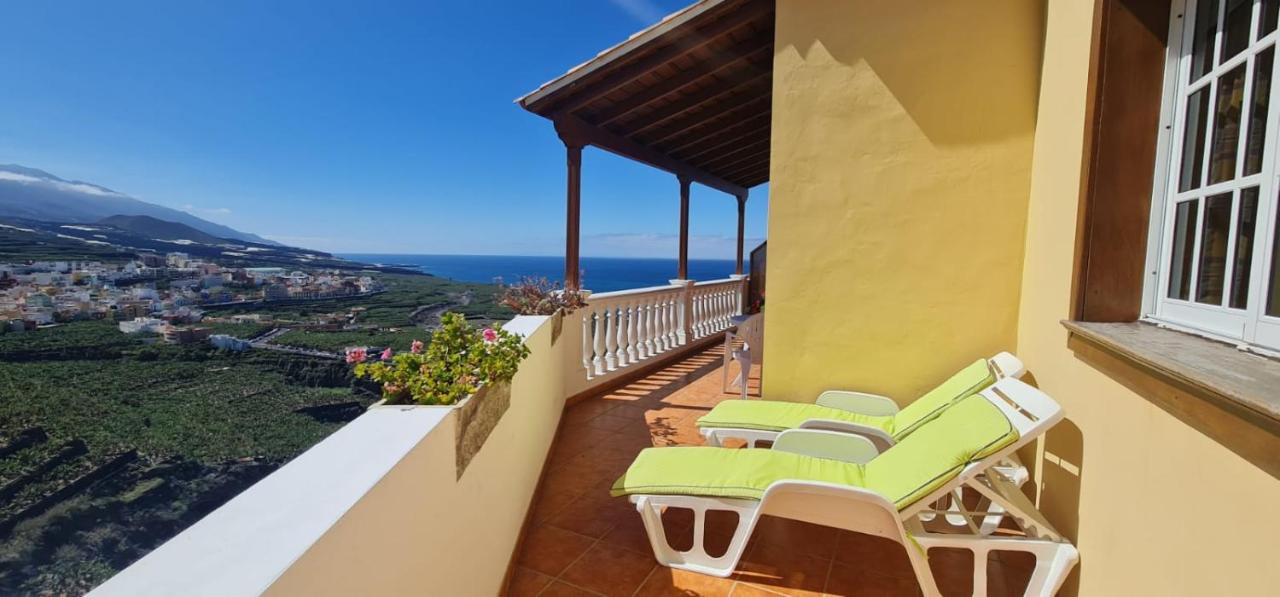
[1062,320,1280,433]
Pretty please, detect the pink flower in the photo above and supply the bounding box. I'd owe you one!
[482,328,498,343]
[345,347,367,364]
[410,339,424,354]
[381,347,393,360]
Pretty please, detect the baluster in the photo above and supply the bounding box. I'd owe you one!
[665,290,675,348]
[644,297,658,355]
[635,299,647,359]
[620,301,633,364]
[708,288,719,333]
[670,291,682,346]
[660,292,670,351]
[706,286,716,333]
[618,302,632,367]
[581,309,593,379]
[592,309,606,376]
[717,287,728,330]
[693,289,705,338]
[603,305,618,371]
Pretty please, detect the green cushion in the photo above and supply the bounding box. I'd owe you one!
[613,395,1018,509]
[890,359,996,437]
[695,359,994,440]
[861,396,1017,508]
[609,446,865,501]
[695,400,895,435]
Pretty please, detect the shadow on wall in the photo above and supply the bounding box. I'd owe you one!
[776,0,1047,147]
[1068,335,1280,481]
[1017,371,1085,597]
[1040,416,1084,596]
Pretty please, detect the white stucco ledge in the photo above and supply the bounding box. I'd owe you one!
[90,406,451,597]
[503,314,549,339]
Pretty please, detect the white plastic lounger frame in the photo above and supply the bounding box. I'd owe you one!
[628,378,1079,597]
[701,353,1027,533]
[700,352,1027,450]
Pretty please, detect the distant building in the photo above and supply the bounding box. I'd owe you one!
[119,317,167,334]
[263,284,289,301]
[163,326,212,345]
[209,334,251,352]
[245,267,285,282]
[23,293,54,309]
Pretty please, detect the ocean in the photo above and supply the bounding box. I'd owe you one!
[339,254,739,293]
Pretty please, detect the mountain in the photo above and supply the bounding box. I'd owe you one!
[0,215,351,268]
[97,215,226,245]
[0,164,279,246]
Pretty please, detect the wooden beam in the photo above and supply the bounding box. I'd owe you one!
[540,0,773,115]
[563,143,583,291]
[639,91,771,147]
[623,71,771,139]
[679,176,691,280]
[554,114,746,197]
[720,158,771,182]
[735,193,746,275]
[590,37,773,127]
[666,111,771,159]
[696,139,770,172]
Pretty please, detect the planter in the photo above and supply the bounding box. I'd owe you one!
[367,382,512,479]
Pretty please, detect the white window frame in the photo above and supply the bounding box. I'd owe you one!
[1144,0,1280,351]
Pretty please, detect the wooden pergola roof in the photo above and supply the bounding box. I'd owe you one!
[517,0,774,195]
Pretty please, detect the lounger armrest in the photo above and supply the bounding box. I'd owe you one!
[773,429,881,464]
[815,390,900,415]
[796,418,895,452]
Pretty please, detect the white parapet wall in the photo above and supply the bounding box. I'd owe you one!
[92,315,566,597]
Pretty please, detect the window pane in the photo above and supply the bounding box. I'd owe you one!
[1209,64,1247,184]
[1245,48,1274,175]
[1192,0,1220,81]
[1169,200,1201,300]
[1264,0,1279,39]
[1222,0,1252,62]
[1230,188,1259,308]
[1180,88,1211,191]
[1268,198,1280,316]
[1197,193,1234,304]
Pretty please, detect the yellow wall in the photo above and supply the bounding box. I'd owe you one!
[264,316,568,596]
[762,0,1044,402]
[1016,1,1280,594]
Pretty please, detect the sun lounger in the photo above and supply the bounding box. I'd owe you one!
[612,378,1078,596]
[697,352,1025,450]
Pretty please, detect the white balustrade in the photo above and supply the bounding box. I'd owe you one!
[578,278,746,381]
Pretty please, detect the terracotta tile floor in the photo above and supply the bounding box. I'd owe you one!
[508,345,1035,597]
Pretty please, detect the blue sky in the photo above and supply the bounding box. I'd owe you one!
[0,0,769,258]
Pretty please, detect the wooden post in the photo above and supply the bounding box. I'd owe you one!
[735,192,747,276]
[564,143,583,290]
[678,176,691,280]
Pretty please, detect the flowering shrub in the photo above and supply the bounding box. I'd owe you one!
[349,312,530,405]
[498,276,586,316]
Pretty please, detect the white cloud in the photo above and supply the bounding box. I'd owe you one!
[182,204,232,216]
[0,170,124,197]
[0,171,39,184]
[606,0,666,24]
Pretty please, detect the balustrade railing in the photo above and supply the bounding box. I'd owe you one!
[578,278,746,381]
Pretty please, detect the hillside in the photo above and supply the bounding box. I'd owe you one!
[0,216,387,271]
[0,164,277,246]
[96,215,226,245]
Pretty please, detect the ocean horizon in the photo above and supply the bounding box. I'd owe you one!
[339,253,740,293]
